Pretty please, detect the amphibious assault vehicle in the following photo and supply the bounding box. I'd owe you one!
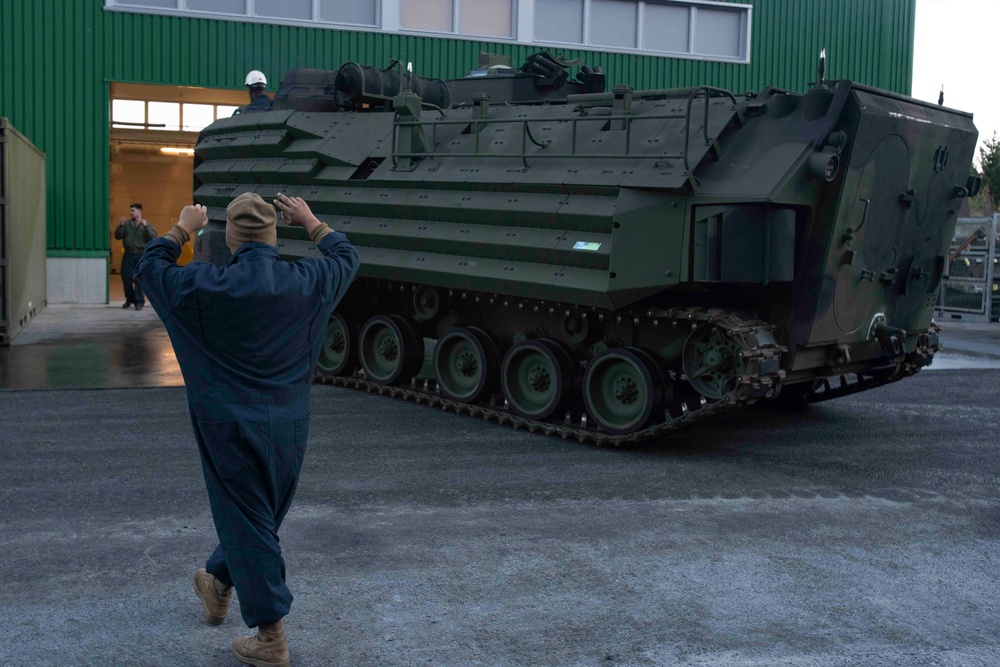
[192,53,979,444]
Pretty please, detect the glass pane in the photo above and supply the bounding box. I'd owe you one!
[590,0,636,48]
[147,101,180,131]
[459,0,512,38]
[116,0,178,8]
[401,0,453,32]
[112,99,146,127]
[255,0,312,20]
[187,0,245,13]
[320,0,376,25]
[182,103,215,132]
[643,3,689,53]
[693,7,743,58]
[216,105,240,118]
[534,0,583,44]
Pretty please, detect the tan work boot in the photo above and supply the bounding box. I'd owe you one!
[232,620,290,667]
[193,568,232,625]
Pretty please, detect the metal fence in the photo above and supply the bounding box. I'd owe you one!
[935,214,999,323]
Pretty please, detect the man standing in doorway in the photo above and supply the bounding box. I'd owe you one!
[135,193,359,667]
[115,202,157,310]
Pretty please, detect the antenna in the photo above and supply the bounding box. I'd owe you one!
[815,47,827,89]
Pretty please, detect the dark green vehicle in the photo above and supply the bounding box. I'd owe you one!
[192,53,979,444]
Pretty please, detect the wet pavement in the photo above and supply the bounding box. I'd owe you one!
[0,304,182,390]
[1,303,998,391]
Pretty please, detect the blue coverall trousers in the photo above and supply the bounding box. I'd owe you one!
[191,395,310,627]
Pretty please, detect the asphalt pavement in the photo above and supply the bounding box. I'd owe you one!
[2,302,999,665]
[2,365,999,666]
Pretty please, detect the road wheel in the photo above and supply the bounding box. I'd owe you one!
[501,338,576,420]
[359,314,424,385]
[584,347,667,434]
[434,327,499,403]
[317,312,358,376]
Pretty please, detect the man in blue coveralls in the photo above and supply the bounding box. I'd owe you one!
[136,192,359,667]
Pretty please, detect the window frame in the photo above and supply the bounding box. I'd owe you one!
[104,0,383,29]
[397,0,518,40]
[104,0,751,63]
[111,98,236,132]
[534,0,751,63]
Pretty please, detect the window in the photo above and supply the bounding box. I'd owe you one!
[112,99,234,132]
[106,0,377,27]
[535,0,583,43]
[104,0,750,62]
[402,0,453,32]
[644,3,690,53]
[115,0,177,7]
[460,0,513,38]
[533,0,750,61]
[256,0,311,21]
[320,0,377,26]
[187,0,244,13]
[694,6,744,58]
[182,103,215,132]
[590,0,637,49]
[400,0,514,38]
[112,100,146,129]
[147,102,180,131]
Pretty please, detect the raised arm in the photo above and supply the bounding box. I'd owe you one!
[274,193,359,299]
[135,205,208,311]
[274,193,334,242]
[165,205,208,246]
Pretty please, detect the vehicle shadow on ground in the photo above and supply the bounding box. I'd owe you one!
[627,401,845,456]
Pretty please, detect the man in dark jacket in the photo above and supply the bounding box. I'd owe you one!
[234,69,273,115]
[114,202,157,309]
[135,192,359,667]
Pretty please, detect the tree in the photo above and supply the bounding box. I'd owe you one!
[967,177,993,217]
[978,132,1000,212]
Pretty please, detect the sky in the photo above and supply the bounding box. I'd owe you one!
[912,0,1000,167]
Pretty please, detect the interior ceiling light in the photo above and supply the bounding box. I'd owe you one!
[160,147,195,155]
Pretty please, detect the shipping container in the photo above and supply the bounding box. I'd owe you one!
[0,118,47,344]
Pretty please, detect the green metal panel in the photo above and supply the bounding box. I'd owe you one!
[0,0,915,254]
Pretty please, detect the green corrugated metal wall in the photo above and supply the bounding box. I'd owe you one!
[0,0,915,255]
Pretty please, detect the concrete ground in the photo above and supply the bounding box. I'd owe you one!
[1,304,999,666]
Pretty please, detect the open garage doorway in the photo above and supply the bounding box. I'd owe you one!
[108,83,246,303]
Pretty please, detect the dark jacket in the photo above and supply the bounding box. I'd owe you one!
[134,233,359,403]
[237,94,273,115]
[115,219,157,253]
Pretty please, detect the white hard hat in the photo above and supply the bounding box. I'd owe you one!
[245,70,267,87]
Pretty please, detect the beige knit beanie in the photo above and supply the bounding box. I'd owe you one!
[226,192,277,251]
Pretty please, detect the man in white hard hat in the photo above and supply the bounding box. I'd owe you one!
[235,69,272,114]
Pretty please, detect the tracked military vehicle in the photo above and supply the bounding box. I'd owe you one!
[192,53,979,444]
